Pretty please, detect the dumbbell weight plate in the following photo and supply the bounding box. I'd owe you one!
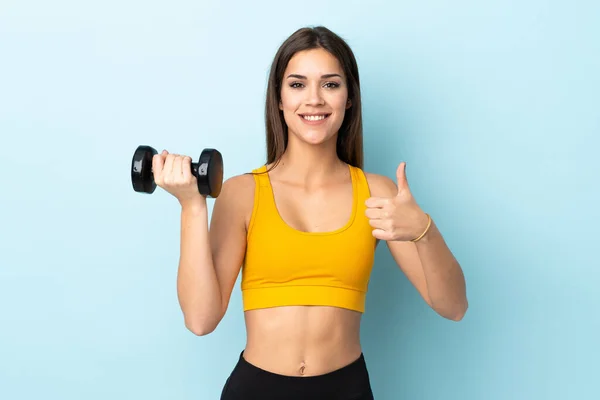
[194,148,223,198]
[131,145,158,194]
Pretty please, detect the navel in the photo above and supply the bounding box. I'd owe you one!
[299,361,307,375]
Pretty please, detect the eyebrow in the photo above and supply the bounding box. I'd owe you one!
[286,73,343,79]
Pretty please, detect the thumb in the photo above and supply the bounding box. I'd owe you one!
[396,162,409,195]
[152,151,166,178]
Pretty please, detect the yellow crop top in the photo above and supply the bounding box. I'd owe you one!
[241,164,377,313]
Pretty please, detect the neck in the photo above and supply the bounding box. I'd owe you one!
[272,134,346,183]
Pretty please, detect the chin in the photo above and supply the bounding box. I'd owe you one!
[291,119,343,145]
[295,129,337,146]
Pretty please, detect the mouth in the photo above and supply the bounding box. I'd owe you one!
[298,113,331,122]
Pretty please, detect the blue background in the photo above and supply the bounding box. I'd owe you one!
[1,1,598,399]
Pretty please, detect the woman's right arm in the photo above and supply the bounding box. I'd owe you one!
[177,175,252,335]
[152,151,253,335]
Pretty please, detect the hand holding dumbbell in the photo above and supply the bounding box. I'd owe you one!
[131,145,223,200]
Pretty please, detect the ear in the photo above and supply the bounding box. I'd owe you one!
[346,98,352,109]
[279,100,283,110]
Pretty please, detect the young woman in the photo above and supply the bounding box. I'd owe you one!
[151,26,468,400]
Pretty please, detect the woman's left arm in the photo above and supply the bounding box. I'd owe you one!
[365,163,468,321]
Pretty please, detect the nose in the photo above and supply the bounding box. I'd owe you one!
[305,83,325,106]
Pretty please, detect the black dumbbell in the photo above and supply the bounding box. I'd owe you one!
[131,145,224,198]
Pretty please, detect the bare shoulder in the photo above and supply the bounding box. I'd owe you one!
[362,171,398,198]
[220,172,255,196]
[212,172,256,228]
[215,172,255,207]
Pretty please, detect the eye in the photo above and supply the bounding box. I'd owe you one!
[288,81,341,89]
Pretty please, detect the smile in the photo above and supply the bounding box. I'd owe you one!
[299,113,331,123]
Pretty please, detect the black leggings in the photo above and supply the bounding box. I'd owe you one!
[220,351,374,400]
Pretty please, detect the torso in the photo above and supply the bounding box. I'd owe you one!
[264,163,354,234]
[243,306,362,376]
[236,162,384,377]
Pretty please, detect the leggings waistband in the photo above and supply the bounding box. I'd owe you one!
[221,350,373,400]
[237,350,367,381]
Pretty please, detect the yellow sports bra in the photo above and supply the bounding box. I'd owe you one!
[241,164,377,313]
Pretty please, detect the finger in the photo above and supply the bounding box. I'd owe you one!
[172,154,183,180]
[371,229,394,241]
[173,155,184,180]
[182,156,193,181]
[163,154,176,183]
[365,197,391,209]
[396,162,410,196]
[368,218,390,231]
[152,153,165,182]
[365,208,386,220]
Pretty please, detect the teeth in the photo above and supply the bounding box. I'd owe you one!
[302,115,327,121]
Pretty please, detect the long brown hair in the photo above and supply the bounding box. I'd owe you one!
[264,26,363,170]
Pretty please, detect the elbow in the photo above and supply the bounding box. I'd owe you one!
[445,299,469,322]
[432,298,468,322]
[447,310,466,322]
[184,316,219,336]
[189,325,216,336]
[186,321,217,336]
[182,300,226,336]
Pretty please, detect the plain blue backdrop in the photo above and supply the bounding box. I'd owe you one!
[1,1,598,399]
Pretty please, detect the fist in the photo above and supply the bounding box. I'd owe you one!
[365,162,429,241]
[152,150,202,204]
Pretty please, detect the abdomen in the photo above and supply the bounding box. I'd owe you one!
[242,305,363,376]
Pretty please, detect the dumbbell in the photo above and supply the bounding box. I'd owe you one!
[131,145,224,198]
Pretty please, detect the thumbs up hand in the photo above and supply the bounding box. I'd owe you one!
[365,162,430,242]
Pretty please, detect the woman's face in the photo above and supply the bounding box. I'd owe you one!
[279,48,351,146]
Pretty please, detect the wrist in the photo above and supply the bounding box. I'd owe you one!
[180,197,207,214]
[410,211,432,242]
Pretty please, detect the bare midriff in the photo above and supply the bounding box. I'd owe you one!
[242,305,363,377]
